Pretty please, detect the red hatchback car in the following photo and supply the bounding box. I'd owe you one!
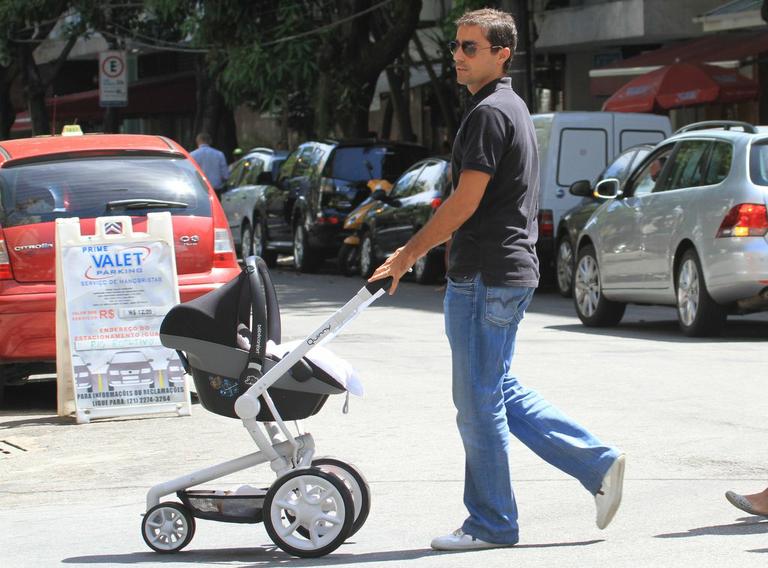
[0,131,240,402]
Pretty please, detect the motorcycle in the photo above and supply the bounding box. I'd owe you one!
[336,178,392,276]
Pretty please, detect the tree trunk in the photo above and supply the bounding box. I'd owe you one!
[411,31,458,138]
[315,72,335,138]
[385,60,414,141]
[329,0,422,138]
[339,79,376,138]
[381,94,393,140]
[217,103,237,162]
[20,45,50,136]
[501,0,535,111]
[0,65,16,140]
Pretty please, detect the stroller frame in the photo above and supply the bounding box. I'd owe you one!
[143,257,390,558]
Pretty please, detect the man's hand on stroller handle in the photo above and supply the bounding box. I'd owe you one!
[368,246,415,295]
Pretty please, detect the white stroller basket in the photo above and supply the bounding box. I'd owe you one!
[141,256,392,558]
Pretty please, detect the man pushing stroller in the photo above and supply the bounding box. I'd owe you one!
[369,7,625,551]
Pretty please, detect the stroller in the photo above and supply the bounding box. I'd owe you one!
[141,257,391,558]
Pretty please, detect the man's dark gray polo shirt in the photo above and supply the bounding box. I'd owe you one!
[449,76,540,287]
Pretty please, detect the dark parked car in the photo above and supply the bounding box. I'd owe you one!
[357,157,451,284]
[250,139,429,272]
[553,144,654,297]
[219,148,289,264]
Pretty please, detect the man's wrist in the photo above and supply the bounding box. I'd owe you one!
[401,244,421,268]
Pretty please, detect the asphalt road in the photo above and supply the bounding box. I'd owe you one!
[1,265,767,567]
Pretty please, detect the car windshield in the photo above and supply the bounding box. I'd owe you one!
[0,156,211,228]
[326,146,428,183]
[110,351,148,364]
[750,142,768,186]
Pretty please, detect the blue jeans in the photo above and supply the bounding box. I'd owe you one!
[444,274,620,544]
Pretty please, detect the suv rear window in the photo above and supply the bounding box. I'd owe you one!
[0,156,211,228]
[325,145,428,183]
[750,142,768,186]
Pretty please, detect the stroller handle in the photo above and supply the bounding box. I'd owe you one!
[365,277,393,295]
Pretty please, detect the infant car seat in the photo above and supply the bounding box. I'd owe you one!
[160,259,349,420]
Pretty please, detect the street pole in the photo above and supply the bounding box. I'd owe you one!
[501,0,536,112]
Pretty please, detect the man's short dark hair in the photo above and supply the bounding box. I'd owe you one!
[456,8,517,73]
[196,132,212,145]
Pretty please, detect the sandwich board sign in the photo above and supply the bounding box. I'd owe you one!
[55,213,191,423]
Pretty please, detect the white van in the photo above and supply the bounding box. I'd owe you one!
[532,111,672,279]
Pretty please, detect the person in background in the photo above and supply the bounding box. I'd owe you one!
[190,133,228,192]
[726,487,768,516]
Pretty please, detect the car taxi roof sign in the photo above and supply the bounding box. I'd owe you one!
[61,125,83,136]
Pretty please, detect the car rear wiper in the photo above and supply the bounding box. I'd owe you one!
[105,199,189,210]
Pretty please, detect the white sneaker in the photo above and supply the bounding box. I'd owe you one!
[430,528,515,551]
[595,454,626,529]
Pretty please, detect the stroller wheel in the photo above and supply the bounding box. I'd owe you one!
[312,458,371,537]
[263,467,354,558]
[141,502,195,553]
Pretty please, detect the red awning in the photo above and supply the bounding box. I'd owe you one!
[590,31,768,97]
[602,62,758,112]
[12,72,196,133]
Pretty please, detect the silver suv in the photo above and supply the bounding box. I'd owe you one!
[574,121,768,336]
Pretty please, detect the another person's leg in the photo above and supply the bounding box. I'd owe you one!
[726,487,768,516]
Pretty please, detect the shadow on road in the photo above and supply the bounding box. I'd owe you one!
[62,539,603,566]
[655,518,768,538]
[547,318,768,343]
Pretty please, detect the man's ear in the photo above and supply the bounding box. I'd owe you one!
[499,46,512,68]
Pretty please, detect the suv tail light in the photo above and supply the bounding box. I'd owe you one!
[213,228,237,267]
[716,204,768,238]
[538,209,554,238]
[0,230,13,280]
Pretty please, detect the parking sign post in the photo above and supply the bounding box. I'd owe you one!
[99,51,128,107]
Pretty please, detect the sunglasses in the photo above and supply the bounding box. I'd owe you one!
[448,40,504,57]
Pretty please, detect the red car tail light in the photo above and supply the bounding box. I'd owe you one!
[716,203,768,238]
[538,209,554,238]
[213,227,237,268]
[430,197,443,210]
[0,230,13,280]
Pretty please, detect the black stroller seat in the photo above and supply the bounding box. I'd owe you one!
[160,260,346,421]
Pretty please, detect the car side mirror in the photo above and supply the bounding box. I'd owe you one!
[371,189,388,201]
[594,178,622,199]
[256,171,274,185]
[569,179,593,197]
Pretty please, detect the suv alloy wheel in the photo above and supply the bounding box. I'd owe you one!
[574,245,626,326]
[676,248,727,337]
[293,224,321,273]
[240,223,254,260]
[359,233,376,278]
[555,236,575,298]
[252,220,277,267]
